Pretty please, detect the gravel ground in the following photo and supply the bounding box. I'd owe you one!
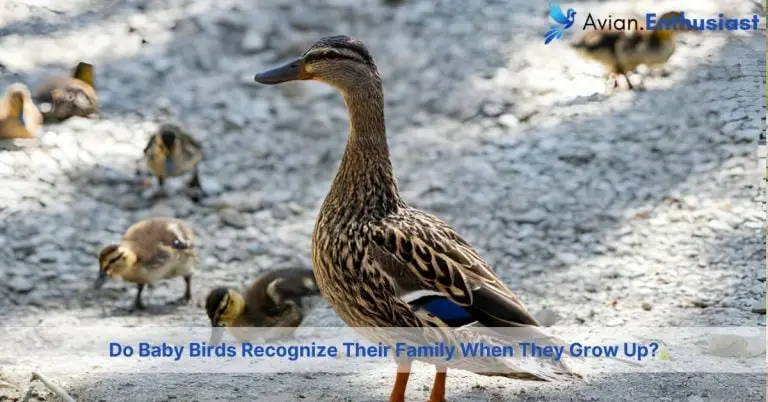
[0,0,765,400]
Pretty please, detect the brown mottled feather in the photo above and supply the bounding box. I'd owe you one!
[121,218,196,269]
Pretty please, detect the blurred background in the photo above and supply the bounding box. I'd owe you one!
[0,0,764,400]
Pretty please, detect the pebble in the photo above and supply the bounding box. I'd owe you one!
[7,277,35,293]
[219,208,248,229]
[641,302,653,311]
[241,30,267,53]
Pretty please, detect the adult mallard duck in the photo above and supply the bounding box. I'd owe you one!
[254,35,580,402]
[0,83,42,139]
[94,218,197,310]
[572,11,686,90]
[205,268,321,344]
[34,61,98,123]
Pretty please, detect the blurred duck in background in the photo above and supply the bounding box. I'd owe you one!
[572,11,688,91]
[34,61,99,122]
[205,268,321,344]
[0,83,42,139]
[143,123,205,201]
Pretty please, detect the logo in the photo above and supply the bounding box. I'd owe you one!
[544,3,577,44]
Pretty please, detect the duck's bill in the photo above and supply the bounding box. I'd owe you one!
[209,326,224,345]
[253,58,302,84]
[164,157,176,176]
[93,271,108,289]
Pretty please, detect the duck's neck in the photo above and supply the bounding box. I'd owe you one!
[328,84,401,216]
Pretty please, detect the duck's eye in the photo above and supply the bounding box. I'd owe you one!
[171,239,187,249]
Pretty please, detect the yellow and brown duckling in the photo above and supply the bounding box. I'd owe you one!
[143,123,205,201]
[34,61,98,123]
[95,218,197,311]
[0,83,42,139]
[572,11,687,90]
[254,35,580,402]
[205,268,320,344]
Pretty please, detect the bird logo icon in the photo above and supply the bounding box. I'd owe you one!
[544,3,577,44]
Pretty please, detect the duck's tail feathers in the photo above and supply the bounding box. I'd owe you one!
[457,322,582,382]
[270,268,321,299]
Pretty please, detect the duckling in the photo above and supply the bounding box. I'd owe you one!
[205,268,320,344]
[143,123,205,201]
[34,61,98,123]
[94,218,197,311]
[572,11,686,90]
[0,83,42,139]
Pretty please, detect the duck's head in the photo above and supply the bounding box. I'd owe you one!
[73,61,95,88]
[205,287,245,344]
[94,244,137,289]
[253,35,380,91]
[654,12,689,38]
[151,124,183,174]
[4,84,31,125]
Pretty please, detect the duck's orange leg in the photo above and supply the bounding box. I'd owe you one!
[389,361,411,402]
[428,366,447,402]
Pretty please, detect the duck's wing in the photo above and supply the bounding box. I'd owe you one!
[368,208,540,328]
[124,219,194,269]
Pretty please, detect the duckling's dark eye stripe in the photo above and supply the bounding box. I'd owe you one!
[105,252,124,268]
[214,294,229,320]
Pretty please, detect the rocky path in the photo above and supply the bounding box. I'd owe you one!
[0,0,764,400]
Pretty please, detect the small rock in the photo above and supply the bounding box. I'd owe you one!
[219,208,248,229]
[147,203,176,218]
[498,114,519,128]
[512,209,547,224]
[241,30,267,53]
[7,277,35,293]
[534,308,560,326]
[224,112,247,130]
[750,299,765,314]
[556,252,579,265]
[247,243,271,255]
[641,302,653,311]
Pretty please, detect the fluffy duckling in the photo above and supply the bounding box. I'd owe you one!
[572,11,686,90]
[34,61,98,123]
[143,123,205,201]
[95,218,197,310]
[0,83,42,139]
[205,268,320,344]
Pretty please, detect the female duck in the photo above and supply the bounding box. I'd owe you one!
[254,36,578,402]
[205,268,320,344]
[572,11,686,91]
[0,83,42,139]
[34,61,98,122]
[95,218,197,310]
